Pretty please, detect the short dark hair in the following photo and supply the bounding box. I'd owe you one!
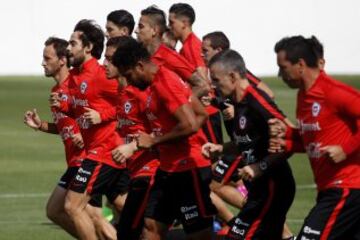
[203,31,230,50]
[112,37,150,71]
[141,6,167,35]
[107,10,135,35]
[44,37,68,59]
[74,19,104,59]
[169,3,195,25]
[274,35,322,68]
[209,49,247,78]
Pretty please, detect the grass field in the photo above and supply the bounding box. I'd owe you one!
[0,75,359,239]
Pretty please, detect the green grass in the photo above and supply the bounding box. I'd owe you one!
[0,75,359,239]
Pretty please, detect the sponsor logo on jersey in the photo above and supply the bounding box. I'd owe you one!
[298,120,321,134]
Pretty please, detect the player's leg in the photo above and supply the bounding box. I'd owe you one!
[142,170,176,239]
[46,167,79,237]
[46,185,78,237]
[86,195,117,240]
[179,167,217,240]
[117,176,154,239]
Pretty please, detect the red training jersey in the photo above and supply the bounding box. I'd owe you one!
[145,66,210,172]
[294,71,360,190]
[51,77,85,167]
[64,58,124,169]
[116,85,159,178]
[180,32,206,68]
[151,43,196,82]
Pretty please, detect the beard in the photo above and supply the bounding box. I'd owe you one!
[67,52,85,68]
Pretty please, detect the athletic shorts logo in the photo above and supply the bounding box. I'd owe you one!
[80,81,88,94]
[124,101,132,114]
[239,116,246,129]
[312,102,321,117]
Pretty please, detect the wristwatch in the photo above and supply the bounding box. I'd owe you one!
[259,160,268,171]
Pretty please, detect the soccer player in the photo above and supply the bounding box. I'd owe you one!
[202,49,295,240]
[202,31,274,99]
[24,37,110,239]
[103,36,160,240]
[112,37,217,240]
[135,5,208,97]
[50,19,125,240]
[105,9,135,39]
[202,31,295,239]
[270,35,360,239]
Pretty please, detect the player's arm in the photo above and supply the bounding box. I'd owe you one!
[190,69,210,97]
[321,86,360,163]
[24,109,58,134]
[190,94,208,128]
[137,103,198,149]
[83,76,118,124]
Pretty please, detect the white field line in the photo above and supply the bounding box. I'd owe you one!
[0,184,317,199]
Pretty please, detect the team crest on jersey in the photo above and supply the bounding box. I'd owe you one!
[60,94,68,101]
[312,102,321,117]
[80,81,88,94]
[239,116,247,129]
[124,101,132,114]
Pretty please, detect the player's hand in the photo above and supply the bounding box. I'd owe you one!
[23,109,42,130]
[83,107,101,125]
[70,133,84,149]
[201,142,223,158]
[222,103,234,120]
[268,118,287,138]
[137,132,155,149]
[268,137,286,153]
[112,141,137,164]
[320,145,347,163]
[49,92,61,108]
[238,164,262,181]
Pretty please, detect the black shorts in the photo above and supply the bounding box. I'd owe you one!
[58,166,79,189]
[297,188,360,240]
[212,155,243,184]
[144,167,217,234]
[117,176,154,240]
[58,166,103,208]
[69,159,129,202]
[226,161,295,240]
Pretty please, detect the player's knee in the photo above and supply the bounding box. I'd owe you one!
[210,181,222,193]
[64,195,80,217]
[143,218,166,236]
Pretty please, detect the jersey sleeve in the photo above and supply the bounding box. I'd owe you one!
[163,51,196,81]
[97,72,118,122]
[328,84,360,155]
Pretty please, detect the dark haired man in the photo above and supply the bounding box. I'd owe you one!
[203,49,295,240]
[269,35,360,239]
[136,5,208,97]
[112,37,217,240]
[50,19,125,240]
[105,9,135,39]
[104,36,160,240]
